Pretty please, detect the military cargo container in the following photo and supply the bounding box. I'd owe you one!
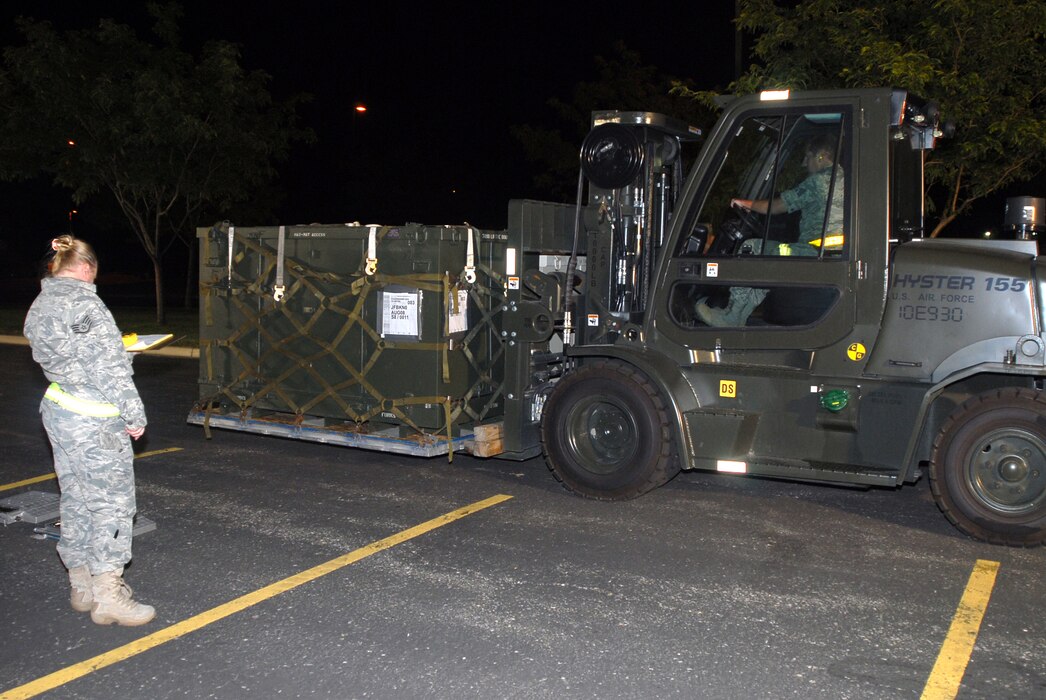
[190,207,574,458]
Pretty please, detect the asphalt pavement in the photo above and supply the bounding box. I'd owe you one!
[1,343,1043,699]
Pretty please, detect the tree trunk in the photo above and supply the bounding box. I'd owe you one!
[930,213,957,238]
[184,234,196,308]
[153,257,166,324]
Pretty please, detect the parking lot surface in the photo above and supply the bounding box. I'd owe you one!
[1,344,1044,699]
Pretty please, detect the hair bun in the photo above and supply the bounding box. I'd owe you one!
[50,234,73,252]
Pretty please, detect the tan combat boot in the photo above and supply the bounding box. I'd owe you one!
[90,570,155,626]
[68,565,93,612]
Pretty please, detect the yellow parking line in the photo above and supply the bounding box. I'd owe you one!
[0,448,183,492]
[135,447,183,460]
[0,493,513,700]
[920,559,1001,700]
[0,474,56,493]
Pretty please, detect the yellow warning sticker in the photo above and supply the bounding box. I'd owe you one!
[719,380,737,398]
[847,343,867,361]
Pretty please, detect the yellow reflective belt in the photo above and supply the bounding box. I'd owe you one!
[44,382,120,418]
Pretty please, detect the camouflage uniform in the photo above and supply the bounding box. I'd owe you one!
[23,276,146,575]
[779,167,846,255]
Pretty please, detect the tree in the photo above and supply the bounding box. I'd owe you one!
[513,43,717,202]
[678,0,1046,237]
[0,3,310,320]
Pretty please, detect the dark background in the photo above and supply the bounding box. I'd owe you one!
[1,2,1040,304]
[0,1,737,294]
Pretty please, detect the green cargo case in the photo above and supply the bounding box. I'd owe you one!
[191,222,509,454]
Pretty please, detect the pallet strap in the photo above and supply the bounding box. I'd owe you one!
[227,226,236,284]
[463,227,477,283]
[273,225,287,302]
[365,225,378,276]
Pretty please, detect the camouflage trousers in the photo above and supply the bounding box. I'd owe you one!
[40,398,136,575]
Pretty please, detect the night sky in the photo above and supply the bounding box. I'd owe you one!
[1,0,737,267]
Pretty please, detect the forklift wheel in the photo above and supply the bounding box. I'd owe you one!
[542,359,679,500]
[930,388,1046,546]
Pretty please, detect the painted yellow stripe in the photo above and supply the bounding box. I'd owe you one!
[0,493,513,700]
[134,447,183,460]
[920,559,1001,700]
[0,474,56,492]
[0,448,183,492]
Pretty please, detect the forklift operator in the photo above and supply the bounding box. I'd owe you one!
[696,134,844,327]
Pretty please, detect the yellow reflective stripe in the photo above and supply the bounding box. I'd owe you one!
[44,383,120,418]
[809,234,846,248]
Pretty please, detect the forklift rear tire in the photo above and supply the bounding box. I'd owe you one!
[542,359,679,500]
[930,388,1046,546]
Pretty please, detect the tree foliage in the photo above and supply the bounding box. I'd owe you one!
[0,3,310,319]
[513,43,716,202]
[678,0,1046,236]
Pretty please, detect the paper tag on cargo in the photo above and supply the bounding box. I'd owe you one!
[382,291,419,337]
[448,289,469,334]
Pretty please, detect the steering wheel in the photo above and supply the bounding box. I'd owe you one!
[731,203,764,238]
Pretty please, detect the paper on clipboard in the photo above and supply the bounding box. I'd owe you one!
[122,333,176,352]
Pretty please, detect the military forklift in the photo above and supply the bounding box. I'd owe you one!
[190,87,1045,546]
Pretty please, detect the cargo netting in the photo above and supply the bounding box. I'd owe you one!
[195,227,507,458]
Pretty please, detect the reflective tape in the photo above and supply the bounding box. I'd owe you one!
[809,234,846,248]
[44,383,120,418]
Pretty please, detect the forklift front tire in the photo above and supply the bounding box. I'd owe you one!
[542,359,680,500]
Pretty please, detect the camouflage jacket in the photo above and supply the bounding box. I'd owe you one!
[23,276,146,428]
[780,166,846,252]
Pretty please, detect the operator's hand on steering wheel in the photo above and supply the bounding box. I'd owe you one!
[729,198,761,237]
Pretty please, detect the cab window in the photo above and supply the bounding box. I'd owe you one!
[670,110,851,329]
[678,112,848,260]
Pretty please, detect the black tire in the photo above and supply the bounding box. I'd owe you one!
[930,388,1046,546]
[542,359,680,500]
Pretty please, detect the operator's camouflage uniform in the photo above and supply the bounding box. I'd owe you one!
[779,167,846,256]
[23,276,147,575]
